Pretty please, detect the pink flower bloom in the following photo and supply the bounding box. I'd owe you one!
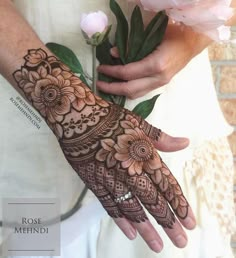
[135,0,233,41]
[80,11,108,38]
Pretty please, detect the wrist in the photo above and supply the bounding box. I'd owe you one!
[183,26,213,57]
[13,48,109,139]
[165,24,213,58]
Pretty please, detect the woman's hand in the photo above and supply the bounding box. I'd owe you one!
[97,24,212,99]
[13,48,196,253]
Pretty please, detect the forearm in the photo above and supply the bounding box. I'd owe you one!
[0,0,50,86]
[0,0,99,139]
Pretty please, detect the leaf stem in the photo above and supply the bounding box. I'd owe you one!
[92,45,97,95]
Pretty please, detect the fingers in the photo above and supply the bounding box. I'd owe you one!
[163,220,188,248]
[149,162,196,230]
[125,173,188,248]
[97,76,162,100]
[97,53,157,81]
[139,119,189,152]
[115,198,164,253]
[113,217,137,240]
[114,217,164,253]
[110,47,120,58]
[131,220,164,252]
[156,132,189,152]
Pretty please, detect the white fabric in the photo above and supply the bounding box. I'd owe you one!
[0,0,234,257]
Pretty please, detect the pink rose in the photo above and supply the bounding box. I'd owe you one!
[80,11,108,38]
[134,0,233,41]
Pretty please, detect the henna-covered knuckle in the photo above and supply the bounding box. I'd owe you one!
[117,197,148,223]
[139,119,162,142]
[127,174,175,228]
[151,162,189,220]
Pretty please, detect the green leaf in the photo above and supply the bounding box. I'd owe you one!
[126,6,145,63]
[135,12,168,61]
[143,11,166,39]
[96,38,114,65]
[46,42,88,85]
[46,42,84,74]
[96,38,126,107]
[132,94,161,119]
[110,0,129,64]
[99,89,126,107]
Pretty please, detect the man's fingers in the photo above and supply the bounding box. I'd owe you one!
[97,77,162,100]
[97,54,157,81]
[110,47,120,58]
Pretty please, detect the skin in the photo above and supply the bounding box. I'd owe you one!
[97,2,236,99]
[0,0,198,253]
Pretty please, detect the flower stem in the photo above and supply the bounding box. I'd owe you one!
[92,45,97,95]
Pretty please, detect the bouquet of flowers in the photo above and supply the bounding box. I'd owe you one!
[130,0,233,41]
[46,0,233,119]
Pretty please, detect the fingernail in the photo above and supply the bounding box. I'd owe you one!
[149,240,163,253]
[127,227,136,240]
[185,217,196,230]
[174,235,187,248]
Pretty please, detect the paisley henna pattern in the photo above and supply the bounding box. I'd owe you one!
[13,48,189,227]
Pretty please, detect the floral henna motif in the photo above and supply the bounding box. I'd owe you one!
[13,48,109,137]
[13,48,189,228]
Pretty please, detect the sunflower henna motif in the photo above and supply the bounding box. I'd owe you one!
[13,48,189,229]
[114,127,161,176]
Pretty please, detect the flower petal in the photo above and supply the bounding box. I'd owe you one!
[115,152,129,162]
[24,82,34,93]
[61,71,73,79]
[106,153,117,168]
[116,134,133,149]
[37,66,48,78]
[29,71,40,82]
[46,109,56,123]
[96,148,108,162]
[128,161,143,175]
[101,138,115,151]
[14,71,23,82]
[84,92,96,105]
[52,68,62,77]
[72,98,86,111]
[121,158,134,169]
[128,161,143,176]
[74,86,86,98]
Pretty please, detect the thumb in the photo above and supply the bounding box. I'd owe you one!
[140,120,189,152]
[110,47,120,58]
[155,132,189,152]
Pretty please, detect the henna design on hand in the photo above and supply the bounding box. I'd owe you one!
[13,48,189,228]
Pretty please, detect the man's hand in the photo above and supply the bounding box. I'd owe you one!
[13,48,196,253]
[97,24,212,99]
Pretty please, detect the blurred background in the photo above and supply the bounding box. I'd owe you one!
[208,26,236,256]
